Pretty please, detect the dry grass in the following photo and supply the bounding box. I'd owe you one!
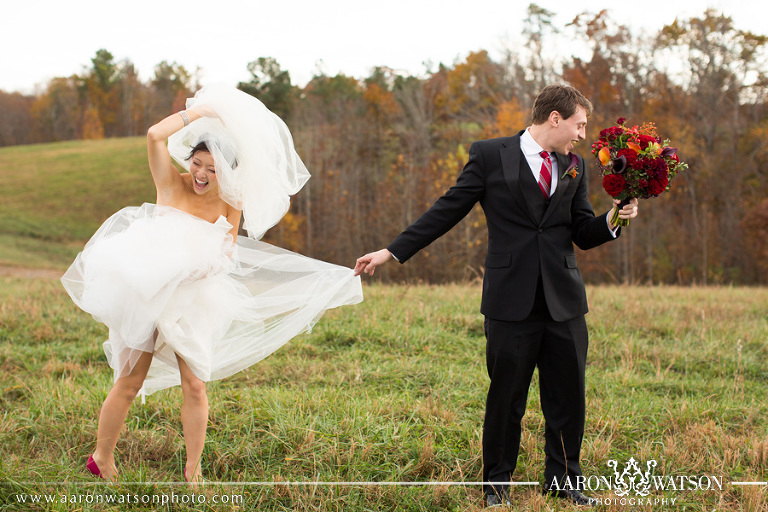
[0,280,766,510]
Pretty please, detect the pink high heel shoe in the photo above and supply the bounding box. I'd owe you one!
[86,455,103,478]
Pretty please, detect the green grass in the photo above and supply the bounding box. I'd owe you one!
[1,280,766,511]
[2,138,766,509]
[0,138,155,270]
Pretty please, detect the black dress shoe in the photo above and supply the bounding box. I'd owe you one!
[544,488,596,506]
[484,490,511,508]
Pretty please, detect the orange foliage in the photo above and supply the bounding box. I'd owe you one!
[483,99,526,138]
[438,50,502,117]
[363,83,400,120]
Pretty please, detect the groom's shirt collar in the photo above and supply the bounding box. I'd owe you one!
[520,127,543,157]
[520,127,559,189]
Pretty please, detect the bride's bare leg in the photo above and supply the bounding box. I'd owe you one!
[176,354,208,485]
[92,348,154,481]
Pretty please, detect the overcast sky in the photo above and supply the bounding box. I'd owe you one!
[3,0,766,94]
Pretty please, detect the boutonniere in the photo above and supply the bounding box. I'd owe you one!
[561,153,580,179]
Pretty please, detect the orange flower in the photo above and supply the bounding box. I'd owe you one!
[639,122,658,138]
[627,141,642,153]
[598,146,611,166]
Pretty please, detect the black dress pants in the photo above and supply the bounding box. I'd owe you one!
[482,299,589,497]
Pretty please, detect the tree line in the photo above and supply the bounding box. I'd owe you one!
[3,7,768,285]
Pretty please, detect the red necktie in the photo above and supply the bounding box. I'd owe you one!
[538,150,552,198]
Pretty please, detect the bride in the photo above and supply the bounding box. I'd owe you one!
[61,84,363,484]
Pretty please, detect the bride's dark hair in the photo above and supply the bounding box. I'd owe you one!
[186,141,210,159]
[185,141,238,169]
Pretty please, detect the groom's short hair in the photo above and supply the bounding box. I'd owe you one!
[531,85,593,124]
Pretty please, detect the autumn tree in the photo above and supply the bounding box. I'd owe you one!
[656,10,768,283]
[238,57,297,119]
[435,50,506,131]
[4,12,767,284]
[30,77,81,142]
[289,72,365,261]
[148,61,192,123]
[115,60,147,136]
[0,91,35,146]
[81,49,121,137]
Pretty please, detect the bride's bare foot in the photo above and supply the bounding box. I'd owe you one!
[184,463,203,488]
[90,453,118,482]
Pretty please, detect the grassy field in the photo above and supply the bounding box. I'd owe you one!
[0,137,154,270]
[1,139,766,510]
[0,278,766,511]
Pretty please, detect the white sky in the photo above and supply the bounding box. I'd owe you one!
[2,0,765,94]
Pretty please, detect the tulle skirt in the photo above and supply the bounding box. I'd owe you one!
[61,203,363,396]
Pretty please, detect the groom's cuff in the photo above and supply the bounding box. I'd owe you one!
[606,213,619,238]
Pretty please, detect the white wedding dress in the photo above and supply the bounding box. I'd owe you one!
[61,84,363,396]
[62,204,362,396]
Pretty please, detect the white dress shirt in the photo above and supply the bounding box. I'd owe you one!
[520,128,558,197]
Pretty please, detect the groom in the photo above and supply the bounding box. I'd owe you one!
[354,85,638,507]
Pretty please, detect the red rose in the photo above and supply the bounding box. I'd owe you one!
[603,174,627,197]
[639,134,657,149]
[599,126,624,142]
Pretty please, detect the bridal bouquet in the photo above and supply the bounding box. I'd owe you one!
[591,118,688,226]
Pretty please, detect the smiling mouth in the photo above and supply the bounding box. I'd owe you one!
[194,177,209,190]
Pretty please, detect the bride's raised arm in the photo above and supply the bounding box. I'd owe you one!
[146,107,214,197]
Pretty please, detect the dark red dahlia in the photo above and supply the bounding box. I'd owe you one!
[647,176,669,196]
[603,174,628,196]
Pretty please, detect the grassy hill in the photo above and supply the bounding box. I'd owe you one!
[0,137,155,270]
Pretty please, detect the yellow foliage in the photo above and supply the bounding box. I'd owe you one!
[81,105,104,140]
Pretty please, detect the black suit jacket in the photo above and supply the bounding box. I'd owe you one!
[388,131,618,322]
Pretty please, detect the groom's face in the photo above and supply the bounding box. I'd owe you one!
[552,106,588,155]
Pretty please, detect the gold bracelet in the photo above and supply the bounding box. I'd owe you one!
[179,110,190,127]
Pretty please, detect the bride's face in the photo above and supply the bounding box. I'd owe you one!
[189,150,218,194]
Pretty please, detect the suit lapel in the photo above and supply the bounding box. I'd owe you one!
[500,134,537,226]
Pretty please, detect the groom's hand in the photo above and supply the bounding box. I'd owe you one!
[609,197,639,227]
[354,249,393,276]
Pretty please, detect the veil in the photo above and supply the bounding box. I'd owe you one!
[167,84,310,239]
